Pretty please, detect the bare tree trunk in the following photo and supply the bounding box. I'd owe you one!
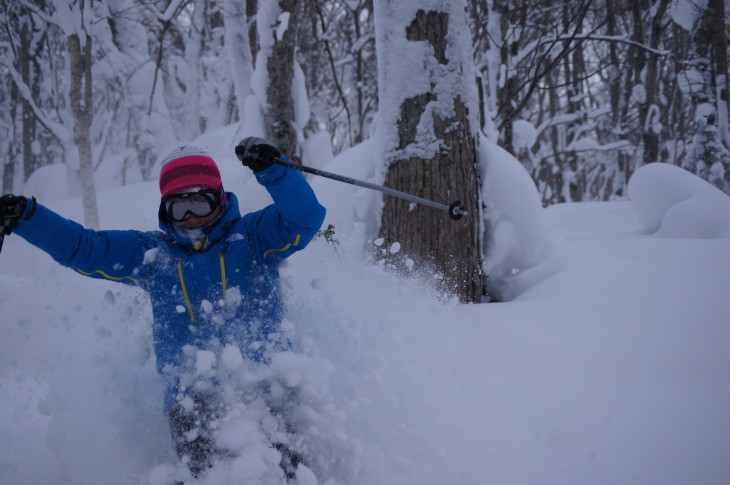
[247,0,259,60]
[640,0,670,165]
[185,0,207,139]
[69,33,99,229]
[376,4,483,303]
[493,0,516,153]
[19,19,35,183]
[546,69,563,205]
[708,0,730,190]
[606,0,628,197]
[264,0,300,158]
[352,0,370,144]
[561,2,581,202]
[663,23,692,169]
[15,11,46,185]
[2,82,18,191]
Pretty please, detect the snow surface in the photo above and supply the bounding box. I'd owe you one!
[2,124,730,484]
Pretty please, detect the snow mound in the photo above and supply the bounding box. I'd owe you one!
[628,163,730,239]
[479,136,558,300]
[23,164,69,199]
[22,157,145,199]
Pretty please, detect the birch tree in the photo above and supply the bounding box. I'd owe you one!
[224,0,255,121]
[2,0,100,228]
[374,1,483,302]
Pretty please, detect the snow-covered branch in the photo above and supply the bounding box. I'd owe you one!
[153,0,189,22]
[571,33,671,57]
[0,58,71,143]
[17,0,60,32]
[18,0,99,42]
[535,106,611,137]
[566,138,631,153]
[514,33,672,67]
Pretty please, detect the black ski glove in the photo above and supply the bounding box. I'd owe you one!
[0,194,30,235]
[235,137,281,173]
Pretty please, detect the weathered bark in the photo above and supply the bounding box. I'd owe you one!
[380,100,482,302]
[377,5,483,303]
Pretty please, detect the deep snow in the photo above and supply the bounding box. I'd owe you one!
[1,128,730,484]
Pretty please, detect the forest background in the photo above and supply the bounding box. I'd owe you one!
[1,0,729,302]
[4,0,729,199]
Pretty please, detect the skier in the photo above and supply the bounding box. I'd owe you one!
[0,138,326,479]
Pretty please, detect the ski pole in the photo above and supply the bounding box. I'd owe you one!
[272,158,468,220]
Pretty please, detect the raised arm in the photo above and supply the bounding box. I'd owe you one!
[235,138,326,262]
[2,195,155,286]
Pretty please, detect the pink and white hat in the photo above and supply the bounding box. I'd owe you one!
[159,146,222,199]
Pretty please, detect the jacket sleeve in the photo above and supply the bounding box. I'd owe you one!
[12,199,155,287]
[247,163,326,262]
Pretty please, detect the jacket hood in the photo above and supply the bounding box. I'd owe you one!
[158,191,242,250]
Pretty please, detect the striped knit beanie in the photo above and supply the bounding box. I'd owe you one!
[159,146,222,199]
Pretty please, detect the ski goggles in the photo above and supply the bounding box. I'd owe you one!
[163,188,223,222]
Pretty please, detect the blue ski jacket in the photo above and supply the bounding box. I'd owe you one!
[13,163,326,409]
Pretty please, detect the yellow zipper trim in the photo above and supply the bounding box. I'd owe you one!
[219,252,227,298]
[176,259,196,322]
[263,233,301,259]
[77,269,141,284]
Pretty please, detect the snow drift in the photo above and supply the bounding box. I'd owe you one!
[628,162,730,238]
